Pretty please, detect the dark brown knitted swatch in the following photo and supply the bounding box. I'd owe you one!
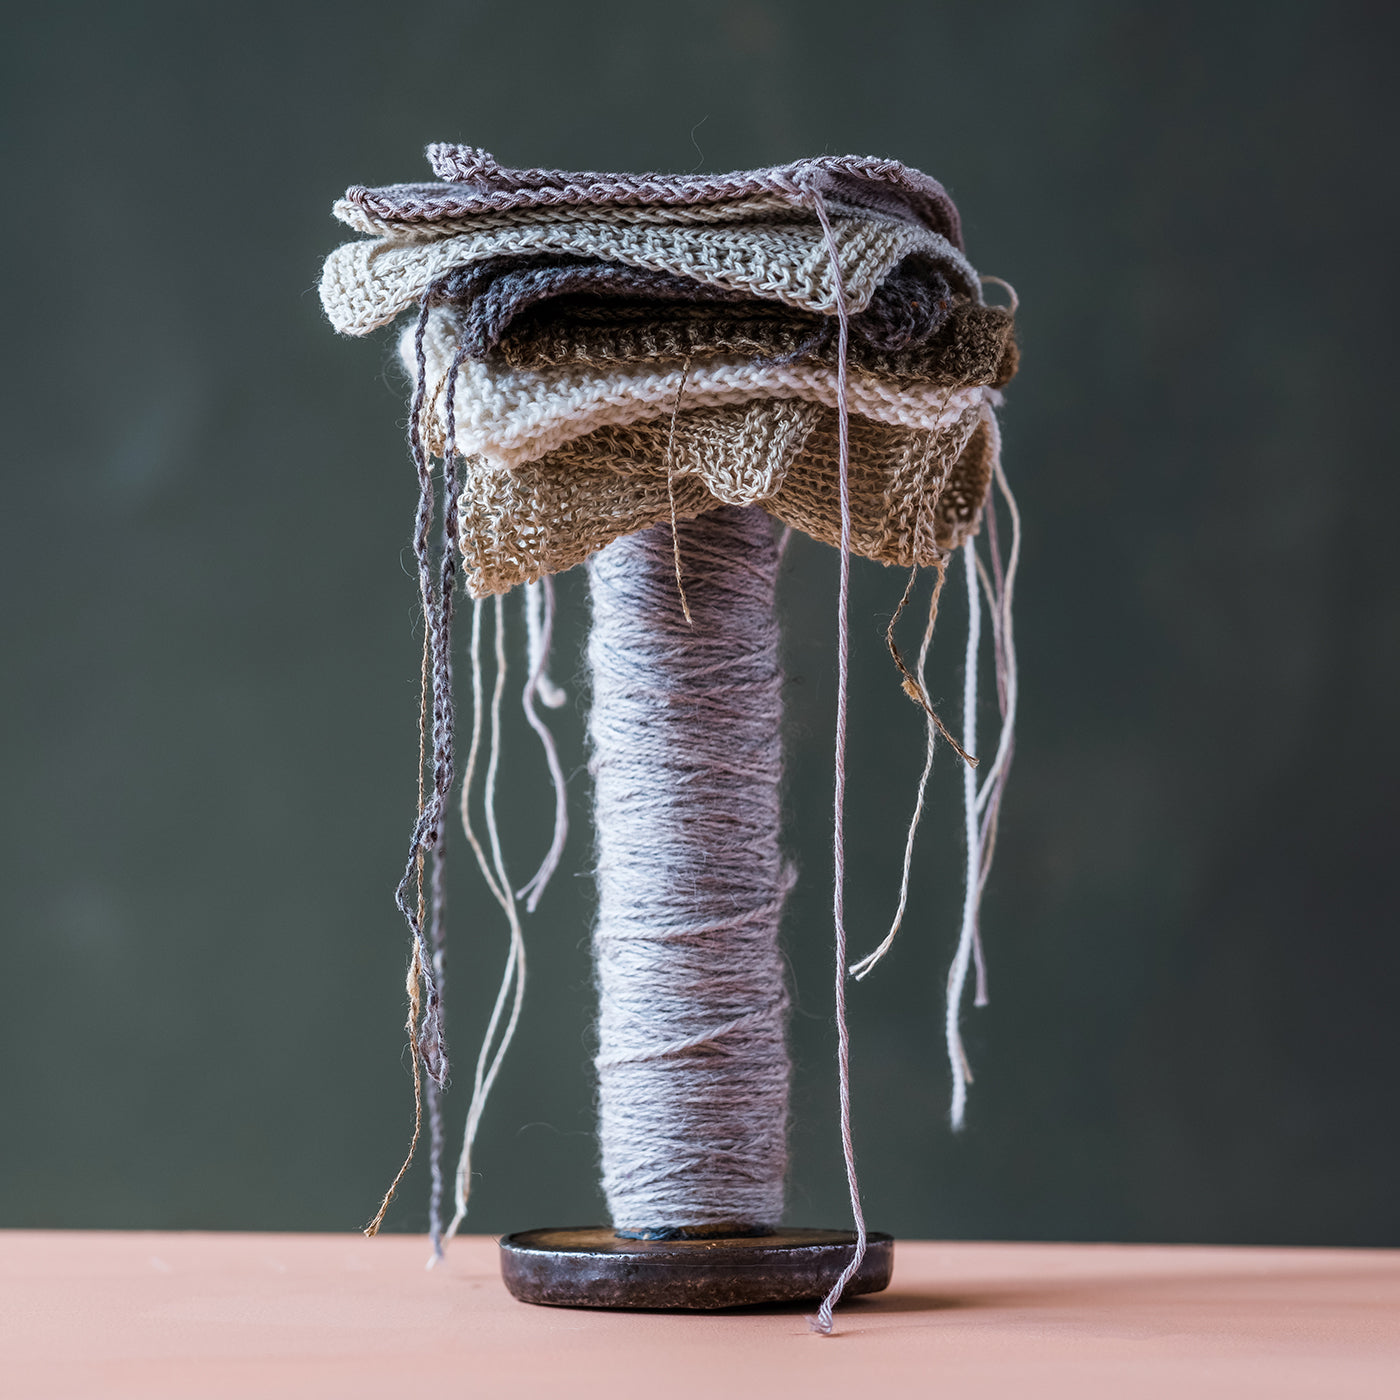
[425,252,966,363]
[496,294,1017,388]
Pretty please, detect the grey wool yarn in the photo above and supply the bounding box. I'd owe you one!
[587,506,792,1233]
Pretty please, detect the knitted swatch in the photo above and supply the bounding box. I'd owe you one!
[406,306,991,467]
[495,293,1016,386]
[340,146,963,246]
[415,252,961,362]
[453,399,994,595]
[320,212,978,335]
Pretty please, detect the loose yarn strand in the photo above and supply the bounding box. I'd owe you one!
[972,416,1019,819]
[663,357,694,624]
[446,595,528,1242]
[947,541,982,1129]
[459,600,509,908]
[371,293,453,1240]
[524,577,568,709]
[850,558,949,980]
[516,577,570,912]
[423,333,467,1260]
[364,945,425,1237]
[808,184,867,1336]
[969,427,1021,1007]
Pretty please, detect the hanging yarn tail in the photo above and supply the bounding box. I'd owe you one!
[946,409,1020,1127]
[445,595,528,1244]
[368,292,459,1245]
[849,558,951,981]
[524,577,568,709]
[806,183,868,1337]
[516,577,569,913]
[972,414,1021,988]
[946,541,982,1129]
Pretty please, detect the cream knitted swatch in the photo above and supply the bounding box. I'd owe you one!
[320,214,978,335]
[404,306,989,467]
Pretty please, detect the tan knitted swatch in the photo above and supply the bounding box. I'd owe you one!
[320,213,978,335]
[454,398,990,596]
[496,294,1018,388]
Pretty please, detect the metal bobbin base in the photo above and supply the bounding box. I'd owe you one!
[499,1227,894,1310]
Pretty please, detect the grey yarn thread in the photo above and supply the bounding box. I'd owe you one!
[587,505,793,1232]
[386,288,462,1256]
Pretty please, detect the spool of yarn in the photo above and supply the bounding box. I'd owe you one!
[587,505,791,1234]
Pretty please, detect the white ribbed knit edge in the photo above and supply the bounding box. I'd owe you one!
[321,215,978,335]
[403,310,990,468]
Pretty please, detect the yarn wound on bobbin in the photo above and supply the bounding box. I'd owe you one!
[319,145,1020,1332]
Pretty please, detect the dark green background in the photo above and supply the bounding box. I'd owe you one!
[3,0,1396,1245]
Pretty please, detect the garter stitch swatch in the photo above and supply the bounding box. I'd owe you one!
[406,307,990,467]
[341,146,963,245]
[419,252,959,362]
[495,294,1015,387]
[451,400,994,595]
[320,213,979,335]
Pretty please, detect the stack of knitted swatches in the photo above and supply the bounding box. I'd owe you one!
[320,146,1017,595]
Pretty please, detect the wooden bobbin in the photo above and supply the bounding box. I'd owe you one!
[499,1227,894,1310]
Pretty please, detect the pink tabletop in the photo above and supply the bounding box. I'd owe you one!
[5,1230,1397,1398]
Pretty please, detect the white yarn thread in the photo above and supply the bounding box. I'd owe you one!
[443,595,527,1244]
[970,421,1021,1006]
[807,182,867,1336]
[947,541,982,1130]
[516,577,569,913]
[847,409,1020,1118]
[524,578,567,709]
[587,506,792,1233]
[973,417,1020,822]
[849,566,944,982]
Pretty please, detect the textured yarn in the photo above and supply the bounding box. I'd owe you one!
[341,146,963,246]
[588,505,791,1232]
[413,252,961,363]
[406,307,989,466]
[319,214,979,335]
[452,402,995,595]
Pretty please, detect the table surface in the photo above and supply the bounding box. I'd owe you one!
[5,1230,1398,1398]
